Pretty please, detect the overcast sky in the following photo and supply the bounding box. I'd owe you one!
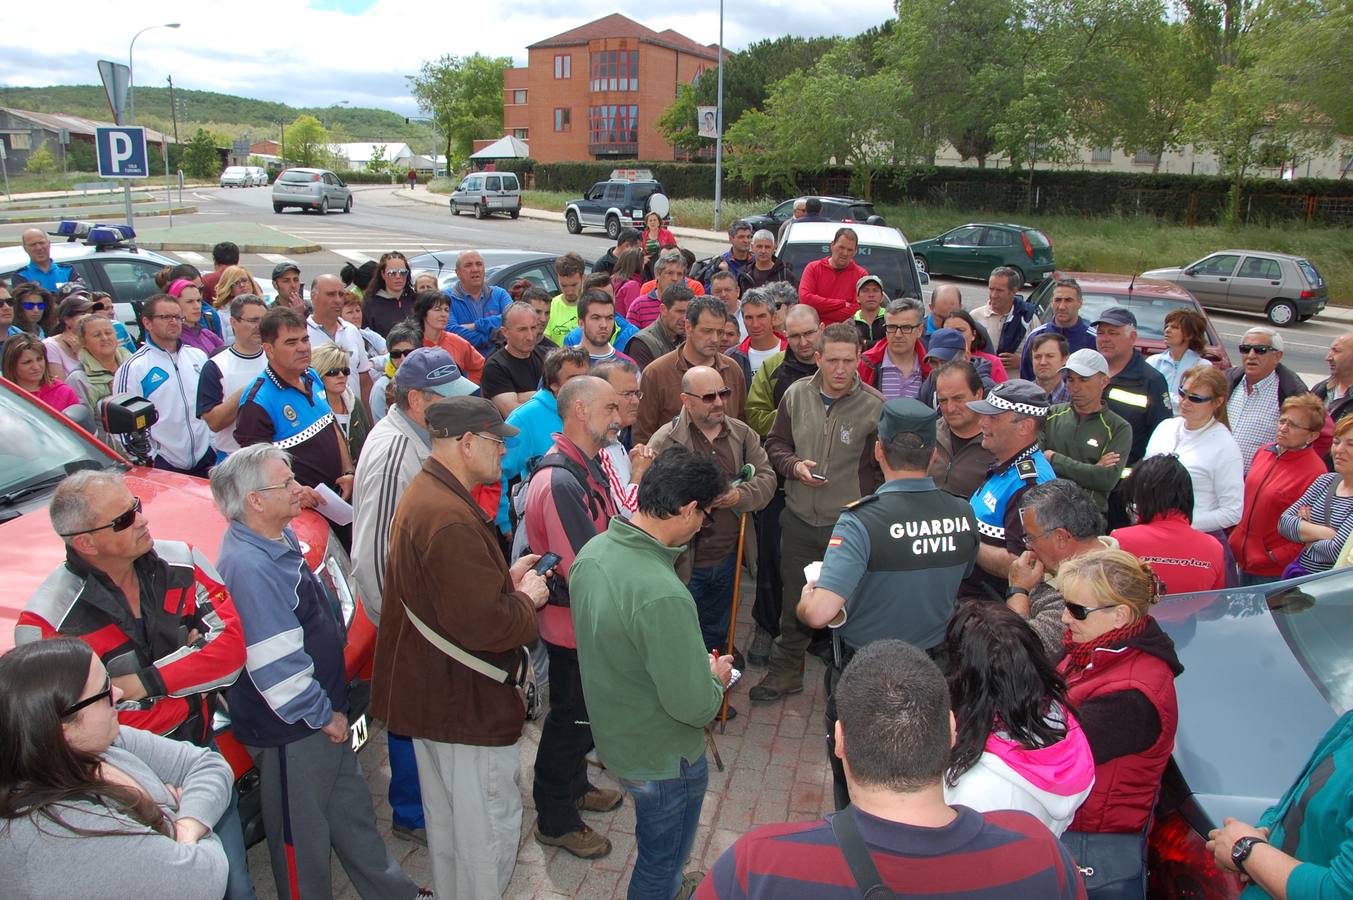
[0,0,897,118]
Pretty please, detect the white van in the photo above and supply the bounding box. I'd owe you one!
[449,171,522,219]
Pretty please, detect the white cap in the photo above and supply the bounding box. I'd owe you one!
[1061,348,1110,377]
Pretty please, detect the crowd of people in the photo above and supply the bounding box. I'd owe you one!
[4,217,1353,900]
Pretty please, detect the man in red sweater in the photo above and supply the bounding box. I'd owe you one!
[797,228,867,325]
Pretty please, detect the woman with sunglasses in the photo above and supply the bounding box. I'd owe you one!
[312,342,372,463]
[1277,415,1353,577]
[0,283,14,334]
[66,313,132,418]
[410,289,485,385]
[1056,548,1183,899]
[0,637,232,899]
[368,323,419,423]
[943,309,1010,383]
[1144,364,1244,538]
[10,281,53,337]
[42,293,95,380]
[942,601,1095,837]
[1111,454,1228,594]
[361,252,417,337]
[3,332,84,416]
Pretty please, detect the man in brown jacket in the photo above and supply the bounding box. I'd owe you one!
[633,296,747,442]
[648,365,777,709]
[371,396,549,900]
[928,360,996,499]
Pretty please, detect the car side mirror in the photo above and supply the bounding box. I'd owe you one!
[934,236,945,246]
[1183,265,1195,275]
[866,215,886,226]
[917,269,930,286]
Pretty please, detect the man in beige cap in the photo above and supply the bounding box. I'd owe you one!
[372,396,550,899]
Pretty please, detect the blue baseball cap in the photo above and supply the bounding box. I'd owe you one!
[924,328,966,362]
[395,347,478,397]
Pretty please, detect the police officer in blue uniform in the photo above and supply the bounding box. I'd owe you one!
[961,379,1056,602]
[798,398,980,808]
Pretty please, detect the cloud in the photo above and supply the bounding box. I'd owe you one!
[0,1,896,116]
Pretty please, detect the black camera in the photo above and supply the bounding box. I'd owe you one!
[98,393,159,466]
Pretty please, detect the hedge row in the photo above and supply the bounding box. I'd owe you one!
[496,158,1353,225]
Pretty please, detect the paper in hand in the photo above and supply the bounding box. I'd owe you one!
[314,483,354,526]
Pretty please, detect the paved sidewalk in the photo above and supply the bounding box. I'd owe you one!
[246,583,836,899]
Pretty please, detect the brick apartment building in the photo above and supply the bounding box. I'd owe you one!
[503,13,720,163]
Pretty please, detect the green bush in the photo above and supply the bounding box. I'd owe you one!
[24,143,57,175]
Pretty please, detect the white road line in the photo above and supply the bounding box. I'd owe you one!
[259,253,292,264]
[177,251,207,265]
[333,250,374,263]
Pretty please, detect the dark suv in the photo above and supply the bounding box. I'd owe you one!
[741,195,884,235]
[564,178,665,239]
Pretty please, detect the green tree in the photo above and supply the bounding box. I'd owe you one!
[366,144,393,175]
[656,83,702,156]
[24,142,56,174]
[407,53,510,161]
[282,114,330,168]
[182,128,219,178]
[688,35,842,134]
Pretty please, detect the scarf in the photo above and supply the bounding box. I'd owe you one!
[1061,615,1150,678]
[78,347,130,403]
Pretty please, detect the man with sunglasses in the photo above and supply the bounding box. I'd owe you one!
[13,227,80,292]
[306,273,373,402]
[197,294,269,455]
[17,469,254,898]
[1225,327,1310,473]
[648,365,777,692]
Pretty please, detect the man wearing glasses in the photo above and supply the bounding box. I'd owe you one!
[859,296,927,400]
[197,294,269,455]
[1225,326,1310,473]
[17,469,253,896]
[112,293,216,477]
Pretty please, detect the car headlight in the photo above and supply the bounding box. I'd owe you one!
[317,529,358,631]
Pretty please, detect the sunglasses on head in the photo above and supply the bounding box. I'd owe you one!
[1238,343,1275,355]
[62,674,114,718]
[1177,387,1216,404]
[683,388,732,403]
[1064,600,1120,621]
[323,367,351,378]
[57,497,142,537]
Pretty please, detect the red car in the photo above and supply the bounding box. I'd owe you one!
[0,379,376,844]
[1029,272,1233,370]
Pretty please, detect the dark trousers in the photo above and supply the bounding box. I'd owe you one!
[532,642,596,837]
[688,552,738,652]
[766,507,835,680]
[153,446,216,479]
[752,490,786,636]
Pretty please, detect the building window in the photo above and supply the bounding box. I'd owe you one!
[590,50,639,92]
[512,89,527,105]
[588,105,639,145]
[10,132,31,150]
[514,128,529,140]
[1091,146,1112,163]
[554,54,571,79]
[1133,149,1162,165]
[554,108,571,132]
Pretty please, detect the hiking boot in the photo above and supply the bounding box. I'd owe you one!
[575,786,624,812]
[748,628,772,667]
[534,824,613,859]
[749,671,803,704]
[675,871,706,900]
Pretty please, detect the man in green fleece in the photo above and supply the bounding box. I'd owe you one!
[571,445,734,900]
[1041,348,1133,511]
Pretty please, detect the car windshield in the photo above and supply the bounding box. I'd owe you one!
[1074,292,1193,342]
[1266,575,1353,713]
[0,386,117,500]
[278,170,314,183]
[1297,259,1324,287]
[779,241,919,300]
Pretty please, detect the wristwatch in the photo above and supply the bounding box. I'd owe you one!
[1005,585,1030,600]
[1232,835,1268,875]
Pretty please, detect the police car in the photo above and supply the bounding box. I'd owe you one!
[0,221,178,342]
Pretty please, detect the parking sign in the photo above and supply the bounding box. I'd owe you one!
[95,127,150,179]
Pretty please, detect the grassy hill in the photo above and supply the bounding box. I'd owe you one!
[0,85,432,148]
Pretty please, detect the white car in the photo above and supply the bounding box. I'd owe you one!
[776,221,928,301]
[220,166,251,188]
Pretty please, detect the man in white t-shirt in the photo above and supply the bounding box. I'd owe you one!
[306,273,373,400]
[196,294,269,454]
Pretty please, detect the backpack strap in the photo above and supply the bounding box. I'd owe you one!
[829,807,898,900]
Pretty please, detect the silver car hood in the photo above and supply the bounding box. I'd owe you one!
[1139,266,1183,279]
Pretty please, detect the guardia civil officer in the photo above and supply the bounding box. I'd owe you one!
[797,397,979,809]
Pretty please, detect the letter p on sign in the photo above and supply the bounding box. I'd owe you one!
[95,126,149,179]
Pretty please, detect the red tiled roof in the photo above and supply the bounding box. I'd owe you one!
[528,13,721,61]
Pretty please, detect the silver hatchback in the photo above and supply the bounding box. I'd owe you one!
[1142,249,1327,326]
[271,167,353,215]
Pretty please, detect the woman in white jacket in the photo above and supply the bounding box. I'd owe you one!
[1144,364,1245,534]
[942,601,1095,836]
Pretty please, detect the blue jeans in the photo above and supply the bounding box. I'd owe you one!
[387,731,425,830]
[688,553,738,653]
[621,754,709,900]
[1239,571,1281,587]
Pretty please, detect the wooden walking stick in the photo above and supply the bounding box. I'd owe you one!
[718,509,751,734]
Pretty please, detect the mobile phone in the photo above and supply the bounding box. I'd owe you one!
[533,552,562,575]
[809,472,828,482]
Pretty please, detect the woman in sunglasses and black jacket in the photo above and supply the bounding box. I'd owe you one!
[1056,547,1183,899]
[360,251,417,337]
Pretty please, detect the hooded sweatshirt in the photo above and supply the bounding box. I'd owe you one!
[944,703,1096,836]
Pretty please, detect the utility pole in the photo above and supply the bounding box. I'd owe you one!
[167,75,179,144]
[713,0,725,232]
[280,119,286,166]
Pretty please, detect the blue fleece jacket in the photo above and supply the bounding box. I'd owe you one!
[496,389,562,532]
[447,284,511,351]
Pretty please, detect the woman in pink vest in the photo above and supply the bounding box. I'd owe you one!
[1057,548,1183,898]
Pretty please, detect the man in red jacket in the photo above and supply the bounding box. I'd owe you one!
[797,228,868,325]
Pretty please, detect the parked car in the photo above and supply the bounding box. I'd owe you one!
[449,171,521,219]
[564,173,665,239]
[776,221,927,302]
[271,167,353,214]
[0,221,177,342]
[740,195,885,235]
[219,166,252,188]
[909,222,1056,287]
[407,249,592,298]
[246,166,269,186]
[0,380,375,846]
[1146,570,1350,898]
[1027,272,1233,369]
[1142,250,1328,326]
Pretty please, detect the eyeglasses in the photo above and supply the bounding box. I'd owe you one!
[1021,529,1052,546]
[90,302,112,312]
[57,497,142,537]
[884,323,922,334]
[618,389,644,400]
[1277,416,1316,432]
[233,316,265,326]
[388,348,412,360]
[1177,388,1216,404]
[322,367,351,378]
[683,388,733,403]
[787,330,820,341]
[385,269,410,278]
[255,477,298,493]
[1064,600,1121,621]
[474,431,505,445]
[62,674,114,718]
[21,301,46,311]
[151,314,186,323]
[1238,344,1275,355]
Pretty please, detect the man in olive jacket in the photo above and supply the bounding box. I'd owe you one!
[371,397,549,900]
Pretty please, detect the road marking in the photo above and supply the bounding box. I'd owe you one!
[259,253,292,264]
[333,250,374,263]
[177,251,207,265]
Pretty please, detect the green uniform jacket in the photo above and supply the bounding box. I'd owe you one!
[1042,402,1133,510]
[570,517,725,781]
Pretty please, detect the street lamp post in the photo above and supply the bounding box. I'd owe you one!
[128,22,180,125]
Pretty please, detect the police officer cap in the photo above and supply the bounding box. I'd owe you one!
[878,398,936,448]
[965,379,1050,417]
